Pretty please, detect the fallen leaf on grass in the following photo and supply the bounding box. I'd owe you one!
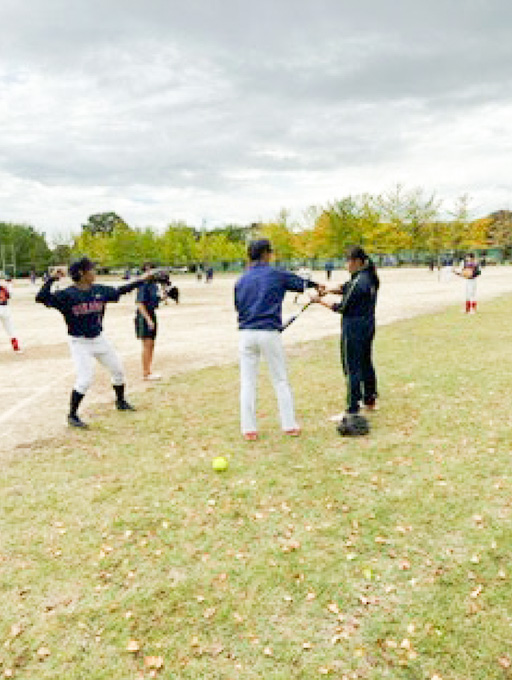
[144,656,164,669]
[470,585,483,599]
[374,536,390,545]
[281,539,301,553]
[498,656,511,669]
[126,640,141,653]
[263,647,273,656]
[37,647,51,659]
[9,624,22,638]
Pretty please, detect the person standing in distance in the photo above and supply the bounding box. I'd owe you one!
[135,262,161,381]
[0,275,22,353]
[234,239,324,441]
[312,246,379,419]
[36,257,155,428]
[454,252,481,313]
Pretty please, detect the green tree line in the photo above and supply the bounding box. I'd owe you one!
[2,188,512,275]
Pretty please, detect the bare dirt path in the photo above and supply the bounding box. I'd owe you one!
[1,266,511,454]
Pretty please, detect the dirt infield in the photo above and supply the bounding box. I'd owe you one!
[2,266,512,454]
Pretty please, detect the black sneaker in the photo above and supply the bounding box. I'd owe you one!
[116,400,136,412]
[68,414,89,429]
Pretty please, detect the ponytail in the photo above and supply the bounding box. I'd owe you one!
[346,245,380,290]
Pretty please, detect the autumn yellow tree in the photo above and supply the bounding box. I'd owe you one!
[258,211,297,262]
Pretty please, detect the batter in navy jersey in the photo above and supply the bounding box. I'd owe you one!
[36,256,155,428]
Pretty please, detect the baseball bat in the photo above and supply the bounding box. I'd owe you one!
[280,299,313,332]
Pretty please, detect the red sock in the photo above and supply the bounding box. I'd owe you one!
[465,301,471,313]
[11,338,19,351]
[472,301,477,311]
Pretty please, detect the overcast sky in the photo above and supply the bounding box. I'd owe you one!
[1,0,511,241]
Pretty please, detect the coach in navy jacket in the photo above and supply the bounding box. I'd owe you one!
[234,239,322,440]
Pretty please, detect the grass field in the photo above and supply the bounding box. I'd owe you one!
[1,298,512,679]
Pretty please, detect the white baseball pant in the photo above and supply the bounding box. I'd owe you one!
[465,278,477,302]
[0,305,15,338]
[69,334,125,394]
[239,329,298,434]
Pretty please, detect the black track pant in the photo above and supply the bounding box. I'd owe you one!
[341,317,377,414]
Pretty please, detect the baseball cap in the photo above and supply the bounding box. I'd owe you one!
[248,239,273,261]
[69,257,96,281]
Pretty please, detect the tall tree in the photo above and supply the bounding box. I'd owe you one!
[0,222,52,273]
[379,185,441,258]
[81,212,130,236]
[486,210,512,257]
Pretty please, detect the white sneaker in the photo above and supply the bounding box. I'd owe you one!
[328,412,346,422]
[143,373,162,381]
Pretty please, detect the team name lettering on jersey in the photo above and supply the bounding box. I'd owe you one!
[72,301,105,316]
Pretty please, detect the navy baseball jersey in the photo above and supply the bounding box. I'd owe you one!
[136,281,160,311]
[36,278,143,338]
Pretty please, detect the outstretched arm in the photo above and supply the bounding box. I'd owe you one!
[116,270,157,297]
[35,274,63,308]
[281,270,326,295]
[310,294,341,313]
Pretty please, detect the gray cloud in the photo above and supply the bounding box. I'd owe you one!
[1,0,511,233]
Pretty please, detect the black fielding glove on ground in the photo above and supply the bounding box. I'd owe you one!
[336,413,370,436]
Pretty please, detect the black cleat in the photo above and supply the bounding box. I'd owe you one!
[116,400,136,412]
[68,414,89,429]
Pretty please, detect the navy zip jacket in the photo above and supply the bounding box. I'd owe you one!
[332,268,378,319]
[235,263,317,330]
[136,281,161,312]
[36,277,144,338]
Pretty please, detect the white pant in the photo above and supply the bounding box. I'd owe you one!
[466,278,477,301]
[69,334,125,394]
[0,305,15,338]
[239,330,298,433]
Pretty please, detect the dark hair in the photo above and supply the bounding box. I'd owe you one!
[69,256,95,282]
[248,239,272,262]
[142,262,153,272]
[346,246,379,290]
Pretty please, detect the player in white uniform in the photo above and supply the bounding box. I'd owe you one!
[454,253,481,313]
[36,257,155,428]
[0,276,22,353]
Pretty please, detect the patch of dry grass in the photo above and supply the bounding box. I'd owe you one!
[1,299,512,679]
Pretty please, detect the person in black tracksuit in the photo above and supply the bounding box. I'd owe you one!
[314,246,379,416]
